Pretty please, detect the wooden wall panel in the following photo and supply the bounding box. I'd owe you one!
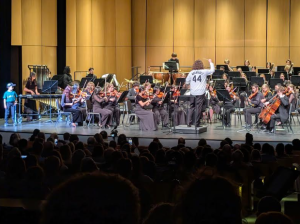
[147,0,173,47]
[22,0,42,46]
[216,47,244,66]
[194,0,216,47]
[245,0,266,47]
[41,0,57,46]
[116,0,131,47]
[291,0,300,47]
[146,47,173,71]
[216,0,244,47]
[22,46,42,84]
[132,47,146,75]
[174,0,194,47]
[66,0,76,46]
[267,47,289,66]
[245,47,266,67]
[76,0,92,47]
[76,47,93,74]
[92,47,106,75]
[11,0,22,45]
[66,47,77,74]
[104,0,116,47]
[132,0,146,47]
[195,47,216,68]
[116,47,132,83]
[42,47,57,75]
[174,47,194,69]
[290,48,300,66]
[104,47,117,74]
[91,0,105,46]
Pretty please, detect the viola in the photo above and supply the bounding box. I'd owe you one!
[210,90,217,98]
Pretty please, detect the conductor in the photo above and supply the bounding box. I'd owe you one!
[185,59,215,127]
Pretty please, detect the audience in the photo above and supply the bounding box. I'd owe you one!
[0,130,298,224]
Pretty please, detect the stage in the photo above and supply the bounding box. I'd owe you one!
[0,114,298,148]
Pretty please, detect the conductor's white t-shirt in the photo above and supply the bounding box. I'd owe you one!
[185,62,215,95]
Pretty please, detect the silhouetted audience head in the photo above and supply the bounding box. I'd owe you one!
[92,144,104,158]
[29,129,40,141]
[75,141,84,150]
[245,133,253,145]
[60,145,72,162]
[24,154,38,169]
[255,212,293,224]
[257,196,281,217]
[42,142,54,158]
[143,203,174,224]
[41,173,140,224]
[205,153,218,167]
[276,143,285,157]
[109,140,117,149]
[44,156,61,176]
[9,133,20,147]
[148,142,159,157]
[198,139,207,146]
[80,157,98,173]
[118,134,127,146]
[63,132,70,141]
[87,137,96,146]
[94,133,104,145]
[251,149,261,162]
[178,137,185,145]
[100,130,108,140]
[253,143,261,151]
[178,176,242,224]
[69,134,79,143]
[285,144,293,155]
[292,138,300,151]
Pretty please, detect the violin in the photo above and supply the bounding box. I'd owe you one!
[286,90,293,96]
[210,89,217,98]
[229,87,237,98]
[155,92,164,98]
[263,91,271,97]
[248,90,258,100]
[173,90,180,97]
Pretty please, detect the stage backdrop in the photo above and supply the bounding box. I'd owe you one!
[11,0,300,82]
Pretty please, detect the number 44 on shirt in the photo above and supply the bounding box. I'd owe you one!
[192,75,202,82]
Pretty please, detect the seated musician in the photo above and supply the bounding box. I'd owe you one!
[86,67,97,81]
[223,85,237,127]
[280,73,289,86]
[261,84,273,102]
[83,82,95,100]
[23,72,40,121]
[224,59,234,72]
[127,81,140,103]
[208,85,220,123]
[102,83,120,127]
[91,87,113,128]
[135,86,158,131]
[151,87,169,128]
[264,86,289,133]
[243,84,264,128]
[286,84,297,111]
[170,85,186,125]
[61,66,73,89]
[71,83,87,120]
[61,85,84,127]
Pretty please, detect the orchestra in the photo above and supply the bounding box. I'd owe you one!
[16,56,299,134]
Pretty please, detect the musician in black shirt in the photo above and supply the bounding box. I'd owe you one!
[23,72,40,120]
[86,67,97,81]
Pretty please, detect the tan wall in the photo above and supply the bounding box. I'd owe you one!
[66,0,132,83]
[11,0,57,87]
[133,0,300,73]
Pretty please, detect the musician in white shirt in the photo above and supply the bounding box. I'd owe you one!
[185,59,215,127]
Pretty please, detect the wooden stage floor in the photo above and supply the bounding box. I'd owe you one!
[0,115,298,144]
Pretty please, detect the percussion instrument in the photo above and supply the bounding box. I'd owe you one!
[172,73,188,84]
[152,72,170,84]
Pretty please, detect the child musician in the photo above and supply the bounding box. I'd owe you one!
[3,83,18,126]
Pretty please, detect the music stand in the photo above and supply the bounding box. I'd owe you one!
[244,71,256,80]
[291,76,300,86]
[212,75,222,79]
[277,66,285,71]
[213,69,224,76]
[236,66,249,71]
[275,71,287,79]
[180,88,188,95]
[164,61,178,84]
[251,77,264,87]
[80,77,93,89]
[258,69,269,74]
[140,75,153,84]
[264,74,271,84]
[233,78,247,88]
[42,80,58,123]
[93,78,105,88]
[214,79,226,89]
[175,78,186,85]
[293,67,300,75]
[216,89,231,129]
[216,64,230,72]
[269,78,283,89]
[228,72,241,80]
[117,91,129,104]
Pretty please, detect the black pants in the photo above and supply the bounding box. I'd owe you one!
[105,106,120,126]
[25,99,38,119]
[269,113,280,129]
[187,94,205,126]
[243,107,261,125]
[63,108,83,124]
[223,105,235,125]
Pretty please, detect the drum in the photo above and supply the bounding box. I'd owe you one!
[153,72,170,84]
[172,73,188,84]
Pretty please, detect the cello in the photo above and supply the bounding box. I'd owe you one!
[258,94,281,124]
